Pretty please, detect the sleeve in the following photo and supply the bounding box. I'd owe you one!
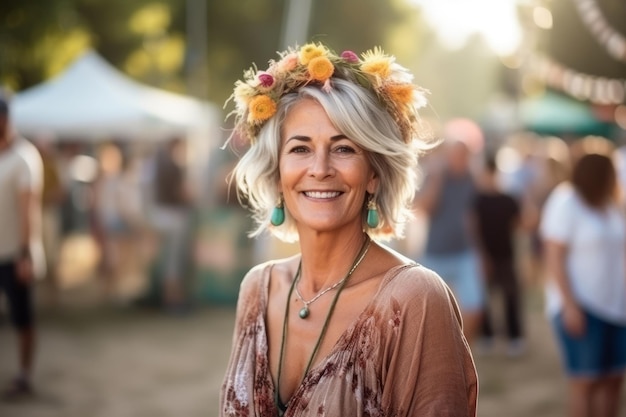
[15,155,34,192]
[16,143,44,193]
[381,268,478,417]
[540,184,575,244]
[228,263,267,345]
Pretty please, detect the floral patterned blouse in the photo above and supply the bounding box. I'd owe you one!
[220,261,478,417]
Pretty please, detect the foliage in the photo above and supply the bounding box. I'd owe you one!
[0,0,420,107]
[0,0,186,92]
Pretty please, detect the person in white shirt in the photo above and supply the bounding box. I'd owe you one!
[0,91,44,398]
[541,152,626,417]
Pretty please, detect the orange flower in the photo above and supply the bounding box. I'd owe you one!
[247,95,277,123]
[307,57,334,82]
[386,83,414,105]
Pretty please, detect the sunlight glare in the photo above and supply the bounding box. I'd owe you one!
[533,6,553,29]
[408,0,523,56]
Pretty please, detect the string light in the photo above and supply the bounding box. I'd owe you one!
[526,53,626,105]
[572,0,626,64]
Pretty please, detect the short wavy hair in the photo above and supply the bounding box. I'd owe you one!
[232,78,435,243]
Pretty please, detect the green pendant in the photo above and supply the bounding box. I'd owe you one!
[299,306,310,319]
[271,205,285,226]
[367,208,379,228]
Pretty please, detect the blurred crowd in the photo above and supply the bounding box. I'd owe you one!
[18,115,626,326]
[28,134,247,311]
[411,118,626,416]
[3,97,626,413]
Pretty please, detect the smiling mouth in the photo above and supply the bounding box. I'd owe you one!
[303,191,342,199]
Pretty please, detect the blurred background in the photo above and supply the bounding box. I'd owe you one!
[0,0,625,416]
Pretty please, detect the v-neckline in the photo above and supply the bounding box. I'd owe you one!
[260,261,416,413]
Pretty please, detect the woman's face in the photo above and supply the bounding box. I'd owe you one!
[278,99,378,234]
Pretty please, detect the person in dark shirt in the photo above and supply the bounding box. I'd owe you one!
[151,136,193,311]
[473,153,525,356]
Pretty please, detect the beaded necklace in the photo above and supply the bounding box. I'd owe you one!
[294,238,371,319]
[274,235,371,414]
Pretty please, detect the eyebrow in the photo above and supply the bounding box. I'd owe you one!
[286,134,349,143]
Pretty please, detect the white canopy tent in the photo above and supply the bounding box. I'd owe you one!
[12,49,220,142]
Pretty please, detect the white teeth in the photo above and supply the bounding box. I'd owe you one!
[304,191,341,199]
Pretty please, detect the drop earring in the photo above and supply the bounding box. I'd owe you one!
[271,196,285,226]
[367,197,380,228]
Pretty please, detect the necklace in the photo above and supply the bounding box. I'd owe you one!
[294,238,371,319]
[274,235,371,414]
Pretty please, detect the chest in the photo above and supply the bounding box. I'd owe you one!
[265,277,381,408]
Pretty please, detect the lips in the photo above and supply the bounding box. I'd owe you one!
[303,191,342,199]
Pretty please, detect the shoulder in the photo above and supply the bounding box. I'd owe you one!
[380,264,457,311]
[370,264,465,344]
[237,255,299,304]
[15,139,43,171]
[503,193,520,211]
[237,260,271,302]
[546,182,575,206]
[3,147,31,176]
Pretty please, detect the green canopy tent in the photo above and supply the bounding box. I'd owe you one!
[521,90,616,138]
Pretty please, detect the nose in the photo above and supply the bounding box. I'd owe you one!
[308,148,334,179]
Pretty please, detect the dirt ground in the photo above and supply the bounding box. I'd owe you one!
[1,239,625,417]
[0,281,584,417]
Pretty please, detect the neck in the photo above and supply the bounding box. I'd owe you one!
[481,177,499,193]
[297,227,368,293]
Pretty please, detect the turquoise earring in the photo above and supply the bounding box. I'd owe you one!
[367,197,380,228]
[271,197,285,226]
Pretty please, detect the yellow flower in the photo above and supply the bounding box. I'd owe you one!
[307,57,334,82]
[299,43,326,66]
[360,47,393,78]
[386,83,414,106]
[247,95,277,123]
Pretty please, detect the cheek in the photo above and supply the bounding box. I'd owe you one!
[278,158,302,189]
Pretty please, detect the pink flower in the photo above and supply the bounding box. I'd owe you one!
[257,72,275,88]
[341,50,359,63]
[276,53,298,72]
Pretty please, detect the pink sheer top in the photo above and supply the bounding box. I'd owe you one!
[220,261,478,416]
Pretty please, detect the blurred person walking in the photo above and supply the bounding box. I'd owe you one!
[415,118,485,345]
[151,136,193,311]
[541,152,626,417]
[523,142,570,287]
[92,143,143,300]
[473,153,525,356]
[32,135,64,305]
[0,92,44,398]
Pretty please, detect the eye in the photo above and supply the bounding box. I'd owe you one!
[334,145,356,153]
[288,145,309,153]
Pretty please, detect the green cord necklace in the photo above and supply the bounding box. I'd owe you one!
[274,235,371,415]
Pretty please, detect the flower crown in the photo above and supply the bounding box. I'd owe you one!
[226,43,429,144]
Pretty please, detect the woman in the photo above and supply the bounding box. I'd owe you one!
[220,43,478,416]
[541,152,626,417]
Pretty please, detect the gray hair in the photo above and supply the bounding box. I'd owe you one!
[232,78,435,242]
